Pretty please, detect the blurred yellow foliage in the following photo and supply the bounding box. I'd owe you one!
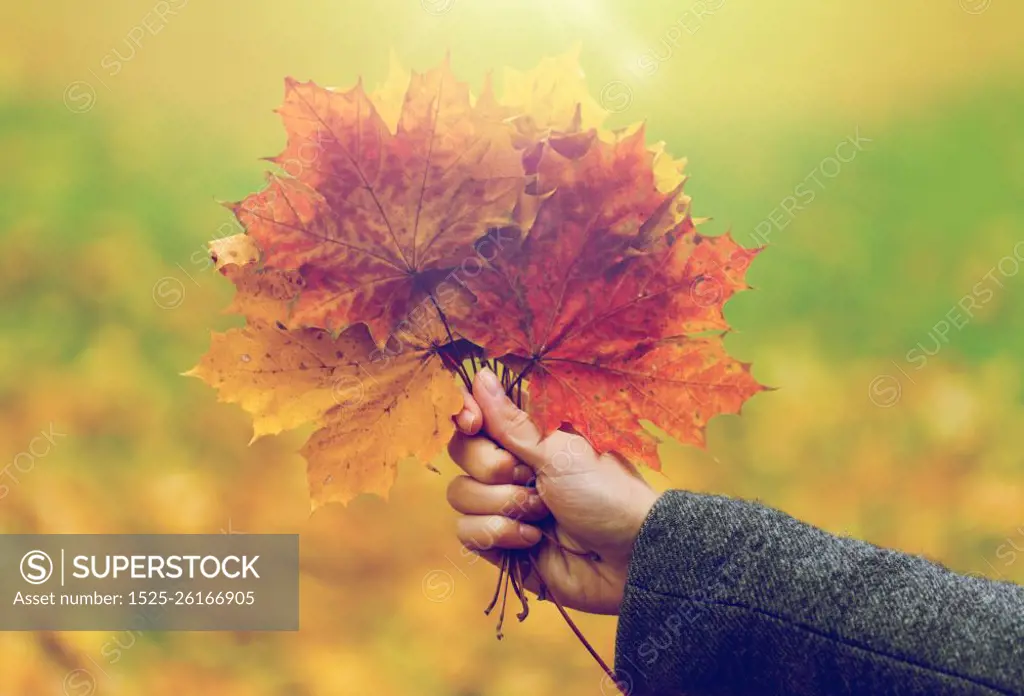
[1,0,1022,694]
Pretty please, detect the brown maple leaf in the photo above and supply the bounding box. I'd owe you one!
[231,57,524,345]
[451,133,764,468]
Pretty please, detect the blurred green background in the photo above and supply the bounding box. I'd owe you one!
[1,0,1023,693]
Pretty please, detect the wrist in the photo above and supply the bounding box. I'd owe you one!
[607,486,660,614]
[627,486,660,549]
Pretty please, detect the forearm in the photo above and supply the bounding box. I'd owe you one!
[614,490,1024,696]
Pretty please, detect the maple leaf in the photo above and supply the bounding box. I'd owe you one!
[231,56,524,345]
[369,51,412,133]
[189,320,461,506]
[481,49,690,231]
[189,237,463,506]
[451,134,763,469]
[498,45,607,147]
[208,232,305,324]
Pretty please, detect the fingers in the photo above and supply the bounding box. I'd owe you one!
[453,380,483,436]
[472,368,547,470]
[448,432,533,485]
[456,515,542,551]
[463,550,542,597]
[447,476,550,521]
[464,547,505,569]
[448,369,549,557]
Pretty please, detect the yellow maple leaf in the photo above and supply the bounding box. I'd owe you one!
[188,315,461,507]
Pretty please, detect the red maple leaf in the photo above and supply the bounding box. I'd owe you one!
[452,129,764,468]
[232,58,523,344]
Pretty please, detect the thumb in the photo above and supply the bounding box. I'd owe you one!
[472,368,546,470]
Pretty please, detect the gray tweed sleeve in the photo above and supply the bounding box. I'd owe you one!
[613,490,1024,696]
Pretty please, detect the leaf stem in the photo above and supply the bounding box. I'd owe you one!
[528,557,623,694]
[481,362,617,688]
[427,292,472,389]
[438,349,471,392]
[496,561,512,640]
[484,553,508,616]
[507,360,535,400]
[509,556,529,622]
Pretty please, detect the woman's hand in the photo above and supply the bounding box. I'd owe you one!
[446,368,659,615]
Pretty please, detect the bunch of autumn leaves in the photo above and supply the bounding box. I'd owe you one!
[189,53,764,508]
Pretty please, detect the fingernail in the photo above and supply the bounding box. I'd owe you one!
[478,367,502,396]
[461,410,477,433]
[513,464,533,486]
[520,524,542,544]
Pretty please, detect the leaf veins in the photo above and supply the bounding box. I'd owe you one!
[232,57,524,345]
[452,132,764,468]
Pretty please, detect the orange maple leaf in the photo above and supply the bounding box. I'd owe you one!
[189,239,463,507]
[232,57,524,344]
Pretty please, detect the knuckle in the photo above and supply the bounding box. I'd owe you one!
[457,517,491,550]
[445,477,464,508]
[516,492,547,521]
[455,516,472,544]
[494,520,520,546]
[446,433,463,461]
[508,408,532,432]
[472,523,500,550]
[509,487,535,516]
[481,450,516,484]
[498,492,522,518]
